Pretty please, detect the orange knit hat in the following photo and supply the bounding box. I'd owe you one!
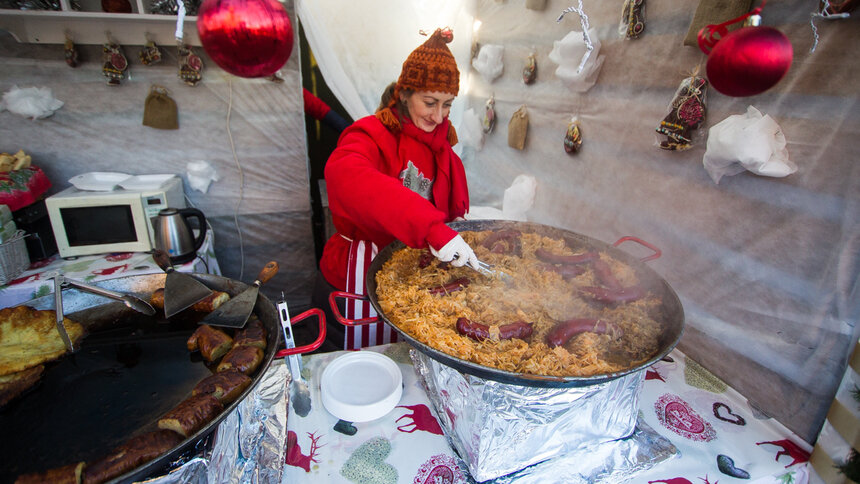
[376,28,460,145]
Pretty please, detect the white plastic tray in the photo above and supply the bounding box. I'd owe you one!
[320,351,403,422]
[68,172,131,191]
[119,174,177,191]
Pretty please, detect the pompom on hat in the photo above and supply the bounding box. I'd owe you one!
[376,28,460,145]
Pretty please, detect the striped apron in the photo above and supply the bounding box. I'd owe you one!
[344,239,399,350]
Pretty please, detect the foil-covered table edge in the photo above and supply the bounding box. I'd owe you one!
[137,360,289,484]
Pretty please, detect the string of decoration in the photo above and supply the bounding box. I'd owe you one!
[556,0,593,74]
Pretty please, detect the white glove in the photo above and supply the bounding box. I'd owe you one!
[429,234,480,270]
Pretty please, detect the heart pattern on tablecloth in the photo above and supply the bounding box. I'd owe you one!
[340,437,397,484]
[713,402,746,426]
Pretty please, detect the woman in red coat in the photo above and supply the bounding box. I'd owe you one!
[319,28,478,350]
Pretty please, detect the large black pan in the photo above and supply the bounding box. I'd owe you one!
[332,220,685,388]
[0,273,280,484]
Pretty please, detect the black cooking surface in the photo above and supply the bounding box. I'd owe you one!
[0,313,212,483]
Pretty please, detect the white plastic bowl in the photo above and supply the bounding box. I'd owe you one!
[320,351,403,422]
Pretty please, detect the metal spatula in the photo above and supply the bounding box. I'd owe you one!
[201,261,278,328]
[278,297,312,417]
[152,249,213,318]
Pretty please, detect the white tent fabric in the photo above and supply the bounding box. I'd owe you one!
[296,0,476,125]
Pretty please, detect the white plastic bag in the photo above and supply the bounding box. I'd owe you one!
[186,160,220,193]
[472,44,505,83]
[457,108,484,150]
[703,106,795,184]
[2,86,64,119]
[548,30,604,92]
[467,175,537,222]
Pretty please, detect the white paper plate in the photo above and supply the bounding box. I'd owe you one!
[68,172,132,191]
[119,174,177,191]
[320,351,403,422]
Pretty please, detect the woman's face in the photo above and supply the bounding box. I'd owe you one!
[404,91,456,133]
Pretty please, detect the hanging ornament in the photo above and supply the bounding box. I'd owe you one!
[819,0,858,13]
[63,33,79,68]
[101,0,131,13]
[563,116,582,153]
[102,35,128,86]
[482,95,496,134]
[139,36,162,66]
[619,0,646,40]
[698,2,793,97]
[197,0,294,78]
[809,0,856,52]
[525,0,547,10]
[508,105,529,150]
[656,74,708,151]
[178,43,204,86]
[522,52,537,85]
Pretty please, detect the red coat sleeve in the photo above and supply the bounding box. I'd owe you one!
[324,118,457,250]
[303,88,331,121]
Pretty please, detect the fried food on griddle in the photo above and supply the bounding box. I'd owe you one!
[192,369,252,405]
[0,306,85,376]
[81,430,183,484]
[233,317,267,350]
[186,325,233,362]
[0,364,44,407]
[157,393,224,438]
[216,345,263,375]
[150,288,230,313]
[14,461,84,484]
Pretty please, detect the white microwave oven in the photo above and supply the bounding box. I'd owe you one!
[46,176,185,258]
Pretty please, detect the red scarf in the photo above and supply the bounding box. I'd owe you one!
[399,118,469,219]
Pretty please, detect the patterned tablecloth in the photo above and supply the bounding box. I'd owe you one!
[0,230,219,308]
[282,343,812,484]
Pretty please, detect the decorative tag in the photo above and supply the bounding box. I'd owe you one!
[64,38,79,68]
[507,104,529,150]
[620,0,646,39]
[178,44,204,87]
[102,42,128,86]
[522,52,537,85]
[143,85,178,130]
[655,75,708,151]
[139,40,163,66]
[482,95,496,134]
[564,116,582,153]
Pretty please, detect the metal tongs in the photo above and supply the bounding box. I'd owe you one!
[52,273,156,352]
[472,259,512,282]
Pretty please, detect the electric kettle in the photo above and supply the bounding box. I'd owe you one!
[152,207,207,264]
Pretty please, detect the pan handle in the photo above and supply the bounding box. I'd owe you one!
[612,236,661,262]
[275,308,327,358]
[328,291,380,326]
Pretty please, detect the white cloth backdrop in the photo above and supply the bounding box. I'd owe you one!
[296,0,475,126]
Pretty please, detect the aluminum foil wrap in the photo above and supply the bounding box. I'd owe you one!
[139,360,289,483]
[411,350,672,482]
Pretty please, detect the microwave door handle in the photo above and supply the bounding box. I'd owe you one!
[62,278,156,316]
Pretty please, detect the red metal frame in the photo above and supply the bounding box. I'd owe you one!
[613,236,662,263]
[274,308,327,358]
[328,290,380,326]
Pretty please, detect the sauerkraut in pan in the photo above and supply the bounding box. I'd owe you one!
[375,230,664,377]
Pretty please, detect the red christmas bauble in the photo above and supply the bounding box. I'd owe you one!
[197,0,294,78]
[706,26,792,97]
